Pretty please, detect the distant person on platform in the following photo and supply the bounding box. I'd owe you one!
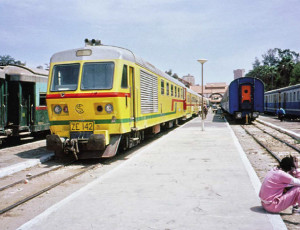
[276,108,286,121]
[259,156,300,214]
[203,105,208,118]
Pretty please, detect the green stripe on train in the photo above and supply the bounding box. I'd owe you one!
[49,111,178,126]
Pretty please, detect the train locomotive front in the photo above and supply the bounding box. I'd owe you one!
[46,40,202,159]
[221,77,264,122]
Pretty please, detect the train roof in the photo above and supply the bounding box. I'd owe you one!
[0,65,48,82]
[0,68,4,79]
[229,77,264,86]
[265,83,300,94]
[50,44,187,88]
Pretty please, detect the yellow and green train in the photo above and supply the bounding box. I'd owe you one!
[46,39,204,159]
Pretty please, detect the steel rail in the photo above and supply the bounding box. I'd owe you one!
[241,125,281,163]
[0,163,99,215]
[0,161,75,192]
[256,119,300,141]
[253,123,300,153]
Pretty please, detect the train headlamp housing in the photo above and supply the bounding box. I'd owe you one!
[97,105,103,112]
[63,105,68,113]
[235,112,242,119]
[54,105,62,114]
[105,104,113,114]
[252,112,259,118]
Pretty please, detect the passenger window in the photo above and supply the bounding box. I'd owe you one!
[178,88,180,98]
[161,80,164,95]
[166,82,169,96]
[175,86,177,97]
[171,85,173,96]
[39,92,46,106]
[121,65,128,88]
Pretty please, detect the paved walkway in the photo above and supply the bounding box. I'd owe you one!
[18,112,286,230]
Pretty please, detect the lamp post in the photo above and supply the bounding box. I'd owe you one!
[197,59,207,131]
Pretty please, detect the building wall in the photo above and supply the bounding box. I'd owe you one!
[233,69,245,79]
[182,74,195,86]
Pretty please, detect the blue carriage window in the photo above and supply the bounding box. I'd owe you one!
[81,62,114,90]
[51,64,80,91]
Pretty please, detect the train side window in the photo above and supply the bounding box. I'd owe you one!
[178,88,180,98]
[298,91,300,101]
[166,82,169,96]
[171,85,173,96]
[161,80,164,95]
[121,65,128,88]
[175,86,177,97]
[39,92,46,106]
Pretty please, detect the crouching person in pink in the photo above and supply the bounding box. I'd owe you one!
[259,156,300,213]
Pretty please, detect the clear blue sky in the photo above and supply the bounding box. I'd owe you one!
[1,0,299,85]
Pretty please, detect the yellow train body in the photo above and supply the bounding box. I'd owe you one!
[46,41,202,159]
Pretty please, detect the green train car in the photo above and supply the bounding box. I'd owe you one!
[0,65,49,141]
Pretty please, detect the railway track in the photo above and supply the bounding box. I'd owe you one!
[241,121,300,163]
[0,161,101,215]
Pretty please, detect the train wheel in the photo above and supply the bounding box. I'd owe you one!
[120,134,129,151]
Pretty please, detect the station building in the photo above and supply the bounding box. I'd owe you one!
[181,74,228,106]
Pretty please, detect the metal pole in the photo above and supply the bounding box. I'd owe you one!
[201,63,204,131]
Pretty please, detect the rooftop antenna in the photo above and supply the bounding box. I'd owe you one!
[84,38,101,46]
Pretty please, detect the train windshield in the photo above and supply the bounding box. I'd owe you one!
[81,62,114,90]
[50,64,80,91]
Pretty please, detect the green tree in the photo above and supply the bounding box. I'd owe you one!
[275,49,299,86]
[252,57,261,68]
[165,69,179,79]
[246,65,278,91]
[290,62,300,85]
[0,55,24,66]
[247,48,300,90]
[262,49,278,66]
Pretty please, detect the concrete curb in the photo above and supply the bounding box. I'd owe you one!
[257,118,300,140]
[0,153,54,179]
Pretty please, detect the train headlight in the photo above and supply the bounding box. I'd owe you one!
[105,104,113,113]
[235,112,242,119]
[63,105,68,113]
[54,105,62,114]
[97,105,103,112]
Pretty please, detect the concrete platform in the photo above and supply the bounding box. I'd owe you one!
[0,140,53,179]
[18,112,287,230]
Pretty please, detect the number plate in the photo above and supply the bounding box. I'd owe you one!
[70,122,94,132]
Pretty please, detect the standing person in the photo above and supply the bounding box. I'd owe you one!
[259,156,300,213]
[276,107,286,121]
[203,105,208,118]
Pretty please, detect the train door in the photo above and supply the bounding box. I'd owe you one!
[7,81,20,131]
[283,93,287,109]
[183,88,187,110]
[20,82,35,130]
[129,66,136,128]
[240,84,252,110]
[0,79,7,132]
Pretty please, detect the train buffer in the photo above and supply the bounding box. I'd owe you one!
[19,112,287,230]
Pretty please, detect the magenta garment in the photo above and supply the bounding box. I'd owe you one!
[259,168,300,213]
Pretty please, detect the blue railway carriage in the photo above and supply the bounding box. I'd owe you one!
[264,84,300,118]
[0,65,49,141]
[221,77,264,122]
